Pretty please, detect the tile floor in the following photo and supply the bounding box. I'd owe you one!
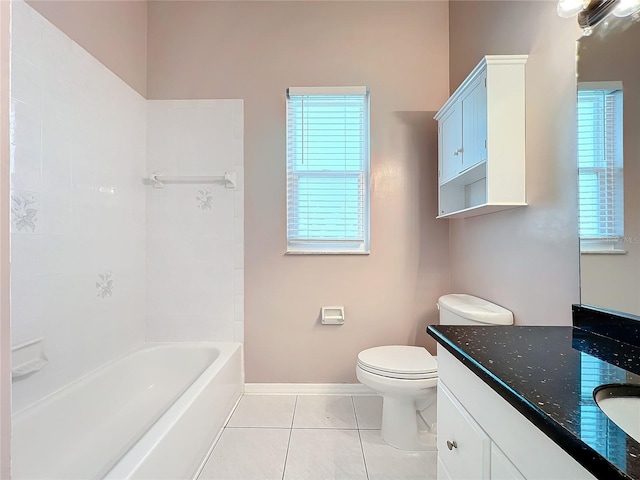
[198,394,437,480]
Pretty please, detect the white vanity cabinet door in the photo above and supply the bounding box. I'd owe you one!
[439,102,463,184]
[438,345,597,480]
[490,444,526,480]
[437,456,454,480]
[461,73,488,173]
[438,381,491,480]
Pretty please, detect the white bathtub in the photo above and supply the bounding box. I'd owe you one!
[12,343,244,480]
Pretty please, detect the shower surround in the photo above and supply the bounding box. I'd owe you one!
[9,0,244,413]
[146,100,244,344]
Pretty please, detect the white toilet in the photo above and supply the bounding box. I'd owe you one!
[356,294,513,451]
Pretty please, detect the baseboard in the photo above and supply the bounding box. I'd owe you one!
[244,383,375,395]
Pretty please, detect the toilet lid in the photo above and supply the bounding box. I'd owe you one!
[357,346,437,379]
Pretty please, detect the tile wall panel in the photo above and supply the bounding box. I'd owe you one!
[10,1,147,413]
[145,100,244,343]
[10,2,245,414]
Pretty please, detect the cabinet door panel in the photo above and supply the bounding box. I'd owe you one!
[439,102,462,184]
[438,346,597,480]
[438,382,491,480]
[461,74,487,172]
[491,444,526,480]
[437,455,454,480]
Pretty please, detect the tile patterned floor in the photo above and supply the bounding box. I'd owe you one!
[198,394,437,480]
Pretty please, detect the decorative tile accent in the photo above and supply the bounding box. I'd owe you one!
[96,271,113,298]
[196,189,214,210]
[11,191,39,233]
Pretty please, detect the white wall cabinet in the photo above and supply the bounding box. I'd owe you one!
[437,346,597,480]
[460,73,488,174]
[439,102,463,184]
[435,55,528,219]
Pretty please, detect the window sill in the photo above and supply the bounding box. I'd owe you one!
[580,249,627,255]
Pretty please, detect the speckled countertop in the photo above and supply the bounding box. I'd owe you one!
[428,324,640,480]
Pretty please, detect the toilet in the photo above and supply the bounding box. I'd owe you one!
[356,294,513,451]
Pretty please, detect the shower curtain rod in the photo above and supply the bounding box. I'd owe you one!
[146,171,236,189]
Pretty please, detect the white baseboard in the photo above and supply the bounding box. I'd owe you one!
[244,383,375,395]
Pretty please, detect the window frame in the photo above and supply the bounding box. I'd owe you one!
[577,81,625,255]
[285,86,371,255]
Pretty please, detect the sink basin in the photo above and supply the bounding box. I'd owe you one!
[594,384,640,442]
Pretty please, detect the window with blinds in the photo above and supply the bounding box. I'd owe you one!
[286,87,370,254]
[579,352,627,469]
[577,86,624,251]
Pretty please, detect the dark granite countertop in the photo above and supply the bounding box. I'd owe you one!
[428,324,640,480]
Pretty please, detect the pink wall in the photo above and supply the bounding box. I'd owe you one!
[26,0,147,96]
[448,1,582,325]
[147,1,451,382]
[5,0,583,390]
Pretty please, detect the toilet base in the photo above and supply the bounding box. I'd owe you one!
[381,395,437,451]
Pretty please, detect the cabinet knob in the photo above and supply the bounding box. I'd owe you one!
[446,440,457,451]
[453,148,464,156]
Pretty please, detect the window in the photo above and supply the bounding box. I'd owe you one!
[579,352,627,469]
[577,83,624,252]
[286,87,370,254]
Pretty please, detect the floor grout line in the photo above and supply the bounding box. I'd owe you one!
[357,427,371,480]
[351,395,360,429]
[201,393,437,480]
[290,427,361,430]
[280,395,298,480]
[223,393,244,428]
[352,395,372,480]
[290,394,298,429]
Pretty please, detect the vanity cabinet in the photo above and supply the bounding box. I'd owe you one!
[491,445,526,480]
[437,346,596,480]
[435,55,528,219]
[437,382,491,479]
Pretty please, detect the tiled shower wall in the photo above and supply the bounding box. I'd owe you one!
[10,1,147,412]
[10,2,245,412]
[146,101,244,343]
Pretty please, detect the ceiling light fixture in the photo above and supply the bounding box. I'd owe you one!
[558,0,639,35]
[612,0,640,17]
[577,0,619,34]
[557,0,591,18]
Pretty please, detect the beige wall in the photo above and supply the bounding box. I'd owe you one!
[147,1,451,382]
[0,0,10,476]
[26,0,147,96]
[448,1,582,325]
[578,23,640,315]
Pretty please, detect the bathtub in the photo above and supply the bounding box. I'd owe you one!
[12,343,244,480]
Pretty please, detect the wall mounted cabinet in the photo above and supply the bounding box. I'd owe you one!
[435,55,528,219]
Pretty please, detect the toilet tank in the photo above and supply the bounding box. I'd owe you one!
[438,294,513,326]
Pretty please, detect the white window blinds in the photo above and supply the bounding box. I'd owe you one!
[577,87,624,247]
[579,352,627,463]
[286,87,370,253]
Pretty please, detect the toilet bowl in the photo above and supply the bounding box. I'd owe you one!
[356,345,438,451]
[356,294,514,451]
